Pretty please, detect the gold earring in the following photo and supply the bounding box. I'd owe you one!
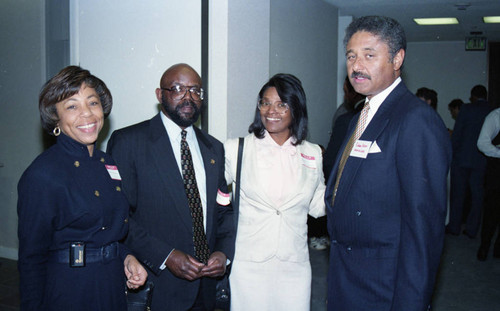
[53,126,61,136]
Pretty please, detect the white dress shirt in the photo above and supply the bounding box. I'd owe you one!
[477,107,500,158]
[364,77,402,128]
[159,112,208,269]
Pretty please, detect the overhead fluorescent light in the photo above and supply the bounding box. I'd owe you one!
[484,16,500,23]
[414,18,459,25]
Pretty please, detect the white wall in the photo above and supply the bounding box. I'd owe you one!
[270,0,339,147]
[225,0,271,140]
[403,41,488,130]
[71,0,202,149]
[336,16,352,112]
[0,0,45,260]
[208,0,229,141]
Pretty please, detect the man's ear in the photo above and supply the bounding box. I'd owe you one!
[392,49,405,71]
[155,88,163,103]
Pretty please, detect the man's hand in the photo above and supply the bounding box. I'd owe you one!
[201,251,227,278]
[165,249,205,281]
[124,254,148,289]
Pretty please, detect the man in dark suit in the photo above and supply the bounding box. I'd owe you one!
[447,85,491,238]
[107,63,235,310]
[325,16,451,310]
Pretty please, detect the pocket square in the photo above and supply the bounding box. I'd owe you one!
[368,141,382,153]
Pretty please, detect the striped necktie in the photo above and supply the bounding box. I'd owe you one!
[332,100,370,205]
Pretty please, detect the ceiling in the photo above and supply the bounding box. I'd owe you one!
[324,0,500,42]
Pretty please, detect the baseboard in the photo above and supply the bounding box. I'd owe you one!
[0,246,18,260]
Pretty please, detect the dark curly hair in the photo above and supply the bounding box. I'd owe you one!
[248,73,308,145]
[39,66,112,135]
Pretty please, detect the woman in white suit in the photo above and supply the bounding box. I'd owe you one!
[225,74,326,311]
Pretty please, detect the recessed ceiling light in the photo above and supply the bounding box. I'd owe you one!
[414,18,459,25]
[484,16,500,23]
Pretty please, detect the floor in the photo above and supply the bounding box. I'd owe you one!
[309,233,500,311]
[1,234,499,311]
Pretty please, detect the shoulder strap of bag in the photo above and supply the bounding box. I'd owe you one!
[233,137,244,225]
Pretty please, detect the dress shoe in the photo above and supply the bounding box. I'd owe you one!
[477,246,488,261]
[462,230,475,239]
[445,226,459,236]
[494,247,500,259]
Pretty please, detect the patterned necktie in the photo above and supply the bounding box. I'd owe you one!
[332,100,370,206]
[180,130,210,264]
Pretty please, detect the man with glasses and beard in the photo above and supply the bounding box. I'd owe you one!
[107,63,235,311]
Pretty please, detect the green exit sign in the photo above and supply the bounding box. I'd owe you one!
[465,37,487,51]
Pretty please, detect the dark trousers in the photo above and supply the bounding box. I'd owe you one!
[307,215,328,238]
[449,164,486,237]
[190,279,209,311]
[479,163,500,251]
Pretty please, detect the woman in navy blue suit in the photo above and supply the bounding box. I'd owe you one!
[17,66,147,310]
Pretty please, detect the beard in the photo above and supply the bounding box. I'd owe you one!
[161,95,202,128]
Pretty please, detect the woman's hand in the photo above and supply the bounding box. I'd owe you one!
[124,254,148,289]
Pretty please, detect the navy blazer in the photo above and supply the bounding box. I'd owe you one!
[325,82,451,311]
[107,113,235,311]
[18,133,130,310]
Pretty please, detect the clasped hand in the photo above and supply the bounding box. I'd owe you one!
[124,254,148,289]
[166,250,227,281]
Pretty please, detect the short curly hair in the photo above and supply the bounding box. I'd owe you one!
[344,16,406,62]
[39,66,112,135]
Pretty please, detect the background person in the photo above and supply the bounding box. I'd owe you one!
[476,107,500,260]
[416,86,438,110]
[447,85,491,238]
[448,98,464,121]
[17,66,147,311]
[224,73,326,311]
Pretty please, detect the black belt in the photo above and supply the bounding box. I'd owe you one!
[49,242,120,265]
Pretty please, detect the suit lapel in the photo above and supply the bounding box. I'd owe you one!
[332,83,406,207]
[194,127,217,240]
[148,114,193,231]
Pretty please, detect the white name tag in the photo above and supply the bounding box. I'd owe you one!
[216,189,231,206]
[350,140,373,158]
[105,165,122,180]
[301,153,316,169]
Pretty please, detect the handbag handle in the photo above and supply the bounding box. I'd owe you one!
[233,137,244,226]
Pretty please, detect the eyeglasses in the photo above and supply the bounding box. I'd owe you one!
[258,100,289,114]
[161,85,204,101]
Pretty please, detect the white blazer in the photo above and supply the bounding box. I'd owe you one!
[224,133,326,263]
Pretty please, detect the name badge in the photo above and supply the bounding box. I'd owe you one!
[105,165,122,180]
[216,189,230,206]
[350,140,373,159]
[301,153,316,169]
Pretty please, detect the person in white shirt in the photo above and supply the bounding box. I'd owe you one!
[476,107,500,260]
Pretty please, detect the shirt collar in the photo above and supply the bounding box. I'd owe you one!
[366,76,401,114]
[160,111,195,143]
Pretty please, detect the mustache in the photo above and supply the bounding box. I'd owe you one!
[351,71,371,80]
[176,100,198,110]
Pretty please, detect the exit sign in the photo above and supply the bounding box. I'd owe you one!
[465,37,487,51]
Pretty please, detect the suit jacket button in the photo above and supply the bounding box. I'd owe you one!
[347,246,352,251]
[356,211,361,216]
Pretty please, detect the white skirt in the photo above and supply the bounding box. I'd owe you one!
[229,257,311,311]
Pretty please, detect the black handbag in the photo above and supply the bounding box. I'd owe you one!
[126,281,154,311]
[215,137,244,311]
